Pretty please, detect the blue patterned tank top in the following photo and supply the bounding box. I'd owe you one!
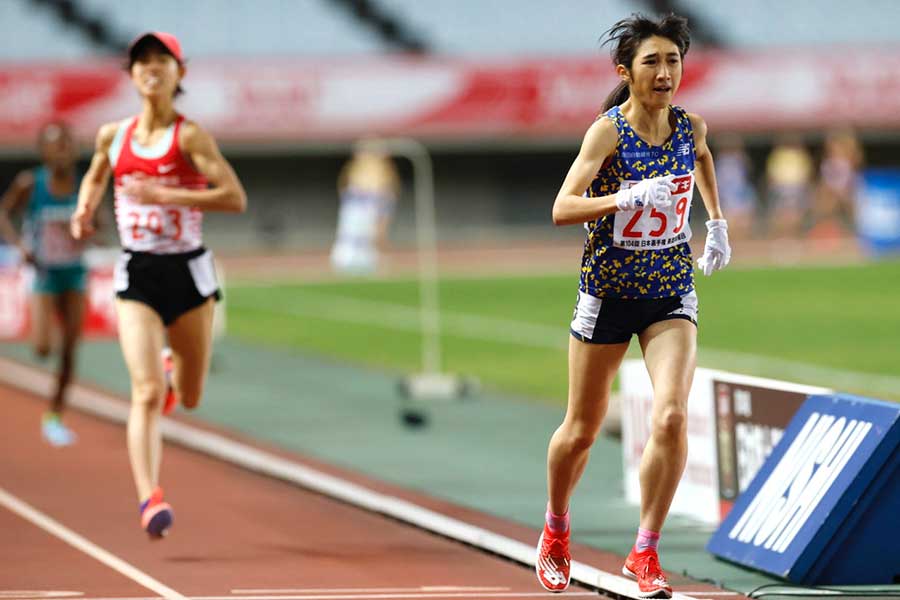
[579,105,697,299]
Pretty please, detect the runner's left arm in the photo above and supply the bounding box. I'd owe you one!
[690,113,731,275]
[689,113,724,221]
[124,121,247,213]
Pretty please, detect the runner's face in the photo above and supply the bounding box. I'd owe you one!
[40,127,75,170]
[622,35,682,109]
[130,44,183,100]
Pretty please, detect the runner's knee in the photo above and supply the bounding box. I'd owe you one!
[176,380,204,410]
[60,337,77,360]
[60,349,75,373]
[132,382,165,411]
[179,390,201,410]
[173,367,207,410]
[652,405,687,444]
[560,421,602,452]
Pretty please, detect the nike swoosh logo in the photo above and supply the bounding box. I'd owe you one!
[158,163,176,174]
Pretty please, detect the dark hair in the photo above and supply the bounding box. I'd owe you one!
[600,14,691,111]
[124,37,185,98]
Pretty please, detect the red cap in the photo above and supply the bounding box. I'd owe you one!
[128,31,183,63]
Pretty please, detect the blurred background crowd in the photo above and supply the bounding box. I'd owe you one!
[0,0,898,259]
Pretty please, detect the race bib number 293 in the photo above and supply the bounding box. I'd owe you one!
[612,174,694,250]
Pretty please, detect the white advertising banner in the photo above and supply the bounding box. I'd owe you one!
[620,359,718,524]
[620,359,831,525]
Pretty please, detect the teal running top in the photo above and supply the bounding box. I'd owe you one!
[24,167,85,268]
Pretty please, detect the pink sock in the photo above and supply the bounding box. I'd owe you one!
[635,527,660,552]
[545,503,570,533]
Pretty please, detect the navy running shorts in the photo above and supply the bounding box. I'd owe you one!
[570,289,698,344]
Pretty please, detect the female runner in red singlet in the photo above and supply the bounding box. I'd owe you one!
[71,32,246,538]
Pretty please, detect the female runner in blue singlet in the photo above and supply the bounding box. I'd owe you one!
[535,14,731,598]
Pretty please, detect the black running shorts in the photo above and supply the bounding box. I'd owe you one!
[114,247,221,326]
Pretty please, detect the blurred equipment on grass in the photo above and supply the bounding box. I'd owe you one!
[356,138,481,428]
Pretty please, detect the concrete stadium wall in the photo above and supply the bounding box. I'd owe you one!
[1,139,898,253]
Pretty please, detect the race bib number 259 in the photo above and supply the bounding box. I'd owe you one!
[612,174,694,250]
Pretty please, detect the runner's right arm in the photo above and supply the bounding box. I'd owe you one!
[552,118,676,226]
[71,122,117,241]
[551,118,620,226]
[0,170,35,261]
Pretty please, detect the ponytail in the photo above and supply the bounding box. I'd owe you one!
[602,81,630,112]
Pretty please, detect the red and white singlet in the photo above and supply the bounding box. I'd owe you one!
[109,115,207,253]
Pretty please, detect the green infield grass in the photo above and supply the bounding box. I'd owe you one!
[225,259,900,402]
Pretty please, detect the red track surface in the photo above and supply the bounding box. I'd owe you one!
[0,383,596,599]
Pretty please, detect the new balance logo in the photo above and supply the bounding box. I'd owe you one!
[158,163,176,174]
[727,413,871,553]
[677,143,690,156]
[538,556,566,584]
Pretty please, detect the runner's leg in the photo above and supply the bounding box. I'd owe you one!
[116,298,166,501]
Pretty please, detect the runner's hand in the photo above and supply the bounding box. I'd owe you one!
[122,172,166,205]
[70,208,95,240]
[615,175,677,211]
[697,219,731,276]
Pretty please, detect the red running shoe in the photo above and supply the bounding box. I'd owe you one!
[622,547,673,598]
[535,523,570,592]
[140,486,173,539]
[161,348,176,416]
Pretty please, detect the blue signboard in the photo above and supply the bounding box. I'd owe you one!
[707,394,900,584]
[858,169,900,256]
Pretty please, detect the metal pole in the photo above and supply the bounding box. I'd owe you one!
[361,138,441,375]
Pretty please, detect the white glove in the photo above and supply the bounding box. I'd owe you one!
[697,219,731,276]
[615,175,677,212]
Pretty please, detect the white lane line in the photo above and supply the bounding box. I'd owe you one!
[67,595,598,600]
[0,594,84,599]
[0,487,187,600]
[229,589,510,595]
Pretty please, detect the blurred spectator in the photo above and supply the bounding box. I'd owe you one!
[330,139,400,275]
[712,134,758,240]
[809,128,863,239]
[764,135,814,239]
